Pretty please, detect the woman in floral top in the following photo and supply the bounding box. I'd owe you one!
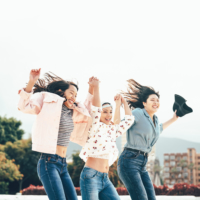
[79,78,135,200]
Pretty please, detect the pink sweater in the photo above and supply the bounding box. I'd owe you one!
[18,89,93,154]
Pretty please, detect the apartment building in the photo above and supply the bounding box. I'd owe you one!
[163,148,200,186]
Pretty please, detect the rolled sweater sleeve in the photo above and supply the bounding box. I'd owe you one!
[115,115,135,138]
[88,106,102,137]
[18,88,43,115]
[83,93,93,114]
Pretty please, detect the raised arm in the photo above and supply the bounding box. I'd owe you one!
[113,94,122,125]
[83,77,95,113]
[88,76,94,95]
[25,68,41,93]
[18,68,42,114]
[121,96,132,115]
[114,94,132,125]
[162,110,178,130]
[88,77,100,107]
[87,77,101,136]
[115,115,135,138]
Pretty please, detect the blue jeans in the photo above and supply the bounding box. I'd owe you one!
[37,153,78,200]
[117,149,156,200]
[80,166,120,200]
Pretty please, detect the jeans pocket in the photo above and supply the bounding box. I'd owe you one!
[46,156,58,164]
[86,171,98,179]
[124,151,140,159]
[84,168,98,179]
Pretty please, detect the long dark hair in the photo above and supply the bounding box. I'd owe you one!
[33,72,79,99]
[122,79,159,109]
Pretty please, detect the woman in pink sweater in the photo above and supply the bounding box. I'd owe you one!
[18,68,94,200]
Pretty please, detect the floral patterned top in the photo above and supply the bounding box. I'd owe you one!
[79,106,135,166]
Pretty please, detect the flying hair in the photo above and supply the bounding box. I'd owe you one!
[32,72,79,99]
[121,79,159,109]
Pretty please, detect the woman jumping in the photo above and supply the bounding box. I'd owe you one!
[18,68,95,200]
[117,79,179,200]
[79,78,135,200]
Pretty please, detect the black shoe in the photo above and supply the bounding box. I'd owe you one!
[173,94,193,117]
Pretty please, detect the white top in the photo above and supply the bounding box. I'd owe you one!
[79,106,135,166]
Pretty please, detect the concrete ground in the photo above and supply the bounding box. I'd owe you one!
[0,195,200,200]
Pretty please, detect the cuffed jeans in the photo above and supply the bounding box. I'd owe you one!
[37,153,78,200]
[80,166,120,200]
[117,149,156,200]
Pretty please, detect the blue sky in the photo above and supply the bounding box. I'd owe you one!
[0,1,199,144]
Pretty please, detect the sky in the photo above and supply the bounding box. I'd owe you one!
[0,1,199,145]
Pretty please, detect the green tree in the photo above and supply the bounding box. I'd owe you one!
[153,164,163,185]
[0,116,24,145]
[154,164,163,174]
[0,152,23,194]
[3,139,40,192]
[109,160,123,187]
[68,151,85,187]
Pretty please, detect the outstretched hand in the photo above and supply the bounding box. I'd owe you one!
[29,68,41,83]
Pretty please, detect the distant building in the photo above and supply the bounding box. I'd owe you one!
[163,148,200,186]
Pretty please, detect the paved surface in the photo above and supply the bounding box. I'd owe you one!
[0,195,200,200]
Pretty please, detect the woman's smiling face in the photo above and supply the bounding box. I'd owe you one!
[143,94,160,114]
[63,85,78,108]
[100,104,113,125]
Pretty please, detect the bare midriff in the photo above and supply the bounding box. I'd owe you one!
[56,145,67,158]
[85,157,109,173]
